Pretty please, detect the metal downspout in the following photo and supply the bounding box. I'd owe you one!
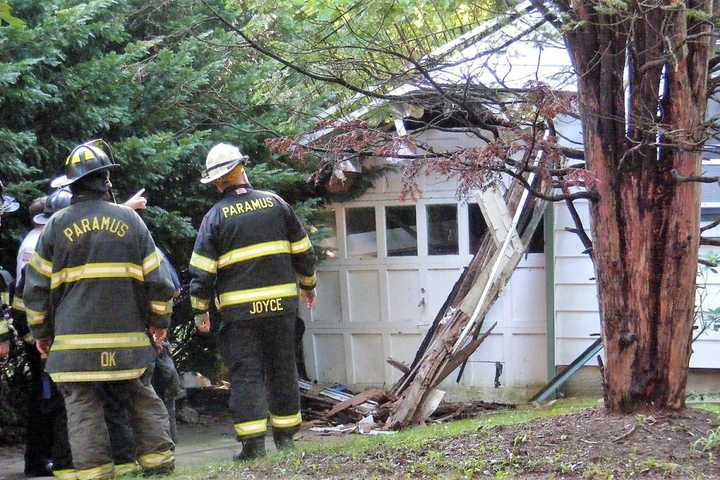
[544,204,556,384]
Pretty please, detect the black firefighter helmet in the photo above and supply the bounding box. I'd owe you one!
[33,187,73,225]
[51,139,119,189]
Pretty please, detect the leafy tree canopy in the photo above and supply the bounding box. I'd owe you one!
[0,0,326,271]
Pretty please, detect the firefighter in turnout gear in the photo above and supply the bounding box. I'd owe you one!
[190,143,317,460]
[0,178,19,355]
[23,140,176,479]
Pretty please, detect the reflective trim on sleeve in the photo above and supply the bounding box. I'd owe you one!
[0,291,8,305]
[50,367,146,383]
[143,250,161,276]
[218,283,298,309]
[51,262,144,289]
[52,468,78,480]
[298,273,317,288]
[0,320,8,336]
[290,236,312,254]
[270,411,302,429]
[190,296,209,311]
[150,300,172,316]
[189,252,218,274]
[11,296,25,312]
[234,418,268,437]
[51,332,151,351]
[138,450,174,470]
[30,252,53,277]
[26,307,47,325]
[218,240,291,269]
[75,462,113,480]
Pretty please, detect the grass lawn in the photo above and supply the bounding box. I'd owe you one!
[124,398,720,479]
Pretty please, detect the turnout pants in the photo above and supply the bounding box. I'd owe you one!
[218,314,302,440]
[58,369,174,479]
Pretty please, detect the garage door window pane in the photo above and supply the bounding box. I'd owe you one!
[346,207,377,258]
[427,204,458,255]
[468,204,489,254]
[386,206,417,256]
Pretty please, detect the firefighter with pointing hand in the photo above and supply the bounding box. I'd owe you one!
[189,143,317,460]
[23,140,176,479]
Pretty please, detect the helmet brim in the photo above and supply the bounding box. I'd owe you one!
[0,195,19,214]
[51,163,120,188]
[200,159,242,184]
[33,213,51,225]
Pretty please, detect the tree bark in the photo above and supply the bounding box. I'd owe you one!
[560,0,714,411]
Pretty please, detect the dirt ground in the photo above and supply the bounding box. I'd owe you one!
[239,407,720,479]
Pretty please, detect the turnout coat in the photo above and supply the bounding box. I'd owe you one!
[23,193,175,383]
[189,187,317,323]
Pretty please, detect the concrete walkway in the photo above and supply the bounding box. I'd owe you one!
[0,421,244,479]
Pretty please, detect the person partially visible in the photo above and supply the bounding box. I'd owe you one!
[24,140,176,479]
[12,189,75,478]
[0,178,19,358]
[16,196,47,283]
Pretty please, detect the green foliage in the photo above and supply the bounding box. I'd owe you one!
[0,0,326,266]
[0,0,332,373]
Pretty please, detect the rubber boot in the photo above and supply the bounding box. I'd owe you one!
[233,437,266,461]
[273,430,295,451]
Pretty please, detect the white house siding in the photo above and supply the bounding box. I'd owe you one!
[552,199,720,373]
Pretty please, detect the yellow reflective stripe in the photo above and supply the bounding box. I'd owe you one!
[75,462,113,480]
[0,291,8,305]
[52,332,151,351]
[138,449,174,470]
[290,236,312,254]
[50,367,146,383]
[150,300,172,315]
[143,250,161,276]
[190,296,209,310]
[12,296,25,312]
[30,252,52,277]
[218,283,298,308]
[270,411,302,429]
[218,240,291,269]
[190,251,218,274]
[113,462,140,476]
[0,320,8,336]
[234,418,267,437]
[51,262,143,289]
[26,307,46,325]
[53,469,78,480]
[298,273,317,288]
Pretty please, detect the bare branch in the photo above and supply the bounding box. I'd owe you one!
[562,185,594,254]
[671,169,720,184]
[700,237,720,247]
[701,218,720,233]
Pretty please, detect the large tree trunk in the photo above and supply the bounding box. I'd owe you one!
[561,0,714,411]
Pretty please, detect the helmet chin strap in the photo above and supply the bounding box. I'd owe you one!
[105,175,117,204]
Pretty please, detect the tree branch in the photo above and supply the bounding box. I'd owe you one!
[201,0,416,102]
[700,237,720,247]
[701,218,720,233]
[562,185,594,254]
[501,167,599,202]
[671,169,720,184]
